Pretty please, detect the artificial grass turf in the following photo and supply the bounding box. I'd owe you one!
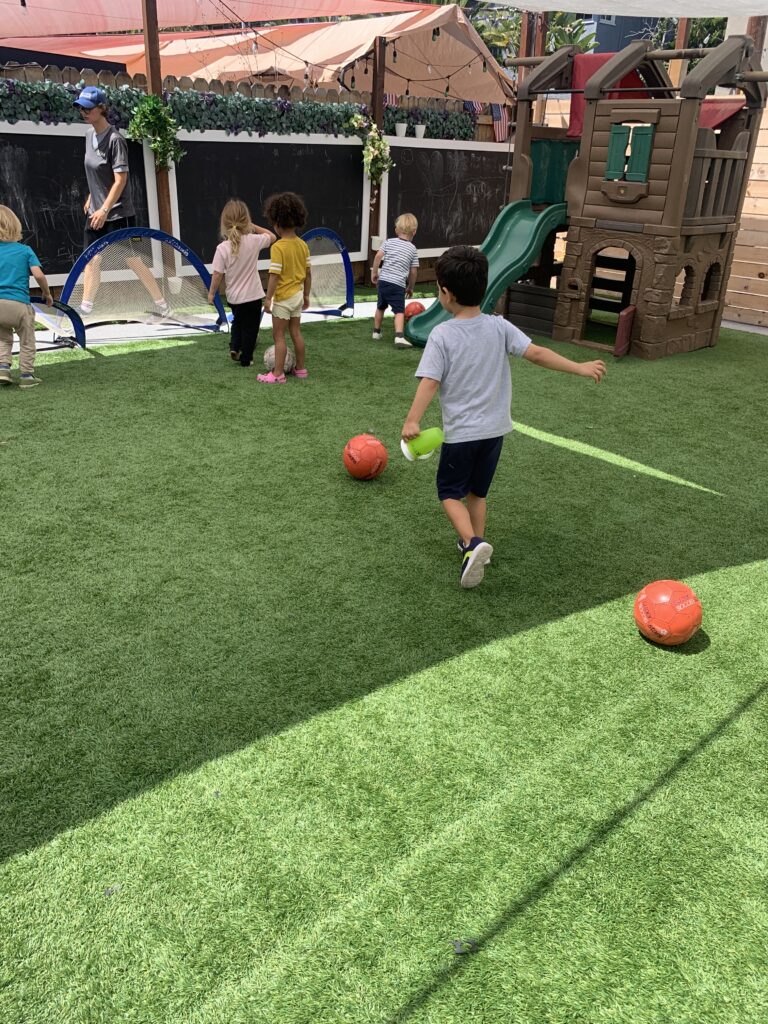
[1,321,767,1022]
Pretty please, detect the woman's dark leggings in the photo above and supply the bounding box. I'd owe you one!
[229,299,263,367]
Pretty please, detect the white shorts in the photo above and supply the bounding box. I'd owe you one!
[272,290,304,320]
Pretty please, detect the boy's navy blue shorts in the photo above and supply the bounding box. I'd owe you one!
[436,436,504,501]
[377,280,406,315]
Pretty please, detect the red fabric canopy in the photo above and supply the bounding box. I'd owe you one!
[698,98,746,129]
[0,0,427,38]
[567,53,648,139]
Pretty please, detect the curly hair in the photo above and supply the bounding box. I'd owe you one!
[264,192,308,231]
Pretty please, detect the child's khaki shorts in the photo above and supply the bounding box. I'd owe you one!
[271,290,304,320]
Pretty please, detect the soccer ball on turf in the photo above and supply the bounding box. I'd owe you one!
[404,301,426,322]
[633,580,702,646]
[263,345,296,373]
[343,434,388,480]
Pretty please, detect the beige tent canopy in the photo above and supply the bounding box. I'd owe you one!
[0,0,428,37]
[1,6,513,105]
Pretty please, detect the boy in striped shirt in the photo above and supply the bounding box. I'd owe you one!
[371,213,419,348]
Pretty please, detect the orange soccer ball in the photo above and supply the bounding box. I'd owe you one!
[343,434,388,480]
[633,580,702,646]
[404,301,426,322]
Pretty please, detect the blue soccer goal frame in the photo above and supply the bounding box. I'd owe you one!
[301,227,355,317]
[61,227,228,331]
[31,298,87,349]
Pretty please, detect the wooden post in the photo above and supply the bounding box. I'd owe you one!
[746,16,768,59]
[142,0,173,235]
[368,36,387,278]
[371,36,385,131]
[518,12,534,85]
[669,19,692,89]
[532,14,549,124]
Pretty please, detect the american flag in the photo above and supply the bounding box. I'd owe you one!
[490,103,510,143]
[383,93,398,108]
[463,100,484,115]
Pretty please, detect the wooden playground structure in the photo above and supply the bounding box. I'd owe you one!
[507,35,767,358]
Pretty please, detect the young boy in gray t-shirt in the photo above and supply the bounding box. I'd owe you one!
[402,245,607,590]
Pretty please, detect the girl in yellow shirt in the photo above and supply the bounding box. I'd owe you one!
[258,192,312,384]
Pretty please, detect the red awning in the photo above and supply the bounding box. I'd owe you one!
[698,98,746,129]
[568,53,648,139]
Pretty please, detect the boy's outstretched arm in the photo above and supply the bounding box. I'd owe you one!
[524,343,606,383]
[371,249,384,285]
[31,266,52,306]
[402,377,440,439]
[406,266,418,298]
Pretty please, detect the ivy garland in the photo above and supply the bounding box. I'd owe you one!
[127,94,185,170]
[0,79,476,142]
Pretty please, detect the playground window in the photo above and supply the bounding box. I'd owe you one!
[702,262,723,303]
[604,123,655,183]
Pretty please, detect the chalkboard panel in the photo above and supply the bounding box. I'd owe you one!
[0,131,149,276]
[386,146,510,250]
[174,139,365,264]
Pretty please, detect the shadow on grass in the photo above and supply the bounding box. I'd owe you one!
[1,328,767,862]
[639,629,712,655]
[385,679,768,1023]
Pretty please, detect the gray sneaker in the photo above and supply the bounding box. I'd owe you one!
[460,537,493,589]
[0,366,11,386]
[19,373,42,388]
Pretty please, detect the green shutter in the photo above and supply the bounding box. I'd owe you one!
[626,125,654,183]
[604,124,630,180]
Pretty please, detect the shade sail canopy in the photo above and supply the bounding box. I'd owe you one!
[505,2,766,14]
[2,6,514,104]
[0,0,428,37]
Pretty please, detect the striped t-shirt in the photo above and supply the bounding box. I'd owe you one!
[378,236,419,289]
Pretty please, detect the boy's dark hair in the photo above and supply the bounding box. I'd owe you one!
[264,192,308,230]
[435,245,488,307]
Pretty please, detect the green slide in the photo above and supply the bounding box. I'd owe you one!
[405,200,568,347]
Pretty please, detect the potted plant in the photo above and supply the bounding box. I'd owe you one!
[409,107,427,139]
[394,108,408,137]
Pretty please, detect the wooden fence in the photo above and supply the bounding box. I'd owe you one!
[725,109,768,329]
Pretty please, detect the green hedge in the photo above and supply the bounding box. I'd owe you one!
[0,79,476,141]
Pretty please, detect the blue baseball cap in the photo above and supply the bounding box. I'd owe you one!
[73,86,107,110]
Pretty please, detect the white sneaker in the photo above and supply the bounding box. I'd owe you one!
[372,331,382,341]
[395,335,412,349]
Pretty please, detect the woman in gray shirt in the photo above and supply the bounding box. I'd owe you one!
[74,86,168,317]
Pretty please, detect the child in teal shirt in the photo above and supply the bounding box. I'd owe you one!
[0,205,52,388]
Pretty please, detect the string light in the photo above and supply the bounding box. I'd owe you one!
[392,43,398,64]
[304,61,309,82]
[432,28,440,42]
[405,80,410,96]
[445,77,451,96]
[482,59,487,73]
[364,58,369,76]
[427,64,432,75]
[350,72,356,89]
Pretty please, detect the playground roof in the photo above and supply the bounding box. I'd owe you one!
[2,6,513,103]
[0,1,428,37]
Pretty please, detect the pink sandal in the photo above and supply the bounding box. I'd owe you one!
[288,368,309,378]
[256,371,286,384]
